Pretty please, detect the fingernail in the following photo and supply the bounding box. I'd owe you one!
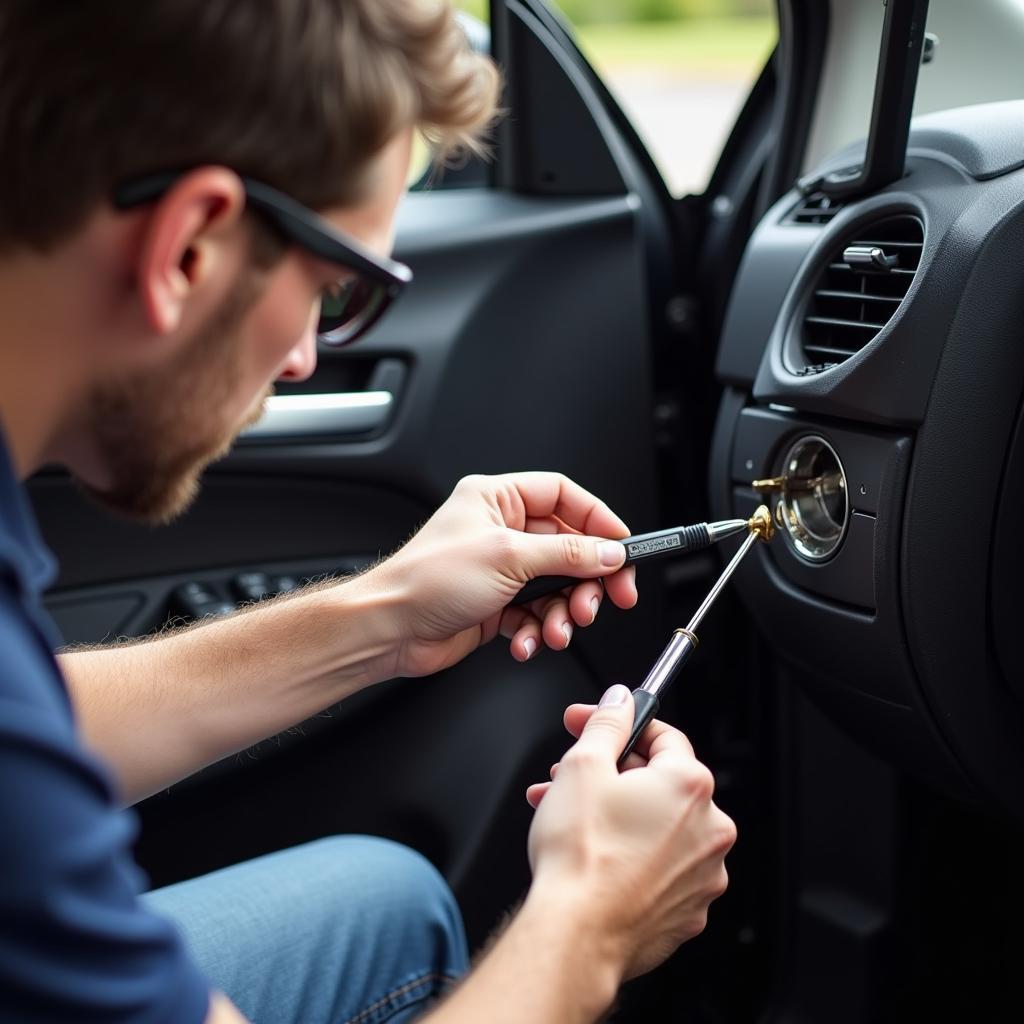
[589,596,600,622]
[599,684,630,707]
[562,622,573,647]
[523,637,537,659]
[597,540,625,567]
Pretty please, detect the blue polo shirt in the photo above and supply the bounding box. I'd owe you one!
[0,434,209,1022]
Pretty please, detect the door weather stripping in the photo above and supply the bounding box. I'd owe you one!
[240,392,393,441]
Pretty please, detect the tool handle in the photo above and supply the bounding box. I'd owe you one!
[617,688,661,768]
[511,523,710,607]
[511,574,579,605]
[624,523,710,562]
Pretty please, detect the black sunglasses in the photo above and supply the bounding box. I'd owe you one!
[113,172,413,346]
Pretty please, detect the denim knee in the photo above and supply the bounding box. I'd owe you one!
[300,835,468,972]
[144,834,468,1024]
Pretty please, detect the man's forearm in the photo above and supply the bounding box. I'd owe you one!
[427,887,621,1024]
[59,574,405,803]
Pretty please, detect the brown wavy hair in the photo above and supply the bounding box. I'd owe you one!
[0,0,499,252]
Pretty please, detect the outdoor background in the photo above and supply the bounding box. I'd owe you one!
[456,0,777,195]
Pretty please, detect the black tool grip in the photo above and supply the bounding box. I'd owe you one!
[617,688,661,768]
[624,523,710,563]
[512,574,579,606]
[511,523,711,606]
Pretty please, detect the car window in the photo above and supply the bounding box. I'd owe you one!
[408,2,491,190]
[914,0,1024,114]
[413,1,777,197]
[549,0,777,196]
[804,0,1024,173]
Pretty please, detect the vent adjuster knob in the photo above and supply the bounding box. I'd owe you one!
[843,245,899,272]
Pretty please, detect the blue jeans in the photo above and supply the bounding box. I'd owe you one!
[143,836,469,1024]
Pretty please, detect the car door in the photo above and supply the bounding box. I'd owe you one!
[31,0,785,1016]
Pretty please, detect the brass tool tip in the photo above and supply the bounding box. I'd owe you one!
[748,505,775,543]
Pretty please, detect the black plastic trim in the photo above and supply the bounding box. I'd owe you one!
[756,0,830,212]
[808,0,929,201]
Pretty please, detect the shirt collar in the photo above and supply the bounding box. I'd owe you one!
[0,428,57,596]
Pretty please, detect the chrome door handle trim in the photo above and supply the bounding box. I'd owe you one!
[240,391,393,440]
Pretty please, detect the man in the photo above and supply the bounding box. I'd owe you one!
[0,2,736,1022]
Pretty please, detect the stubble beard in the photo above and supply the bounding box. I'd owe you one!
[81,278,273,525]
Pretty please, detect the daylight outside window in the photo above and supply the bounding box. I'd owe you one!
[455,0,777,196]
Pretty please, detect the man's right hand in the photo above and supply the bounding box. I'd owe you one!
[525,685,736,981]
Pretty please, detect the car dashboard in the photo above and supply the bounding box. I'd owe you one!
[710,99,1024,817]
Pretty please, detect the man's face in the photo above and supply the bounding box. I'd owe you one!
[83,130,413,523]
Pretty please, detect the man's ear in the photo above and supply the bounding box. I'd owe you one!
[136,167,247,335]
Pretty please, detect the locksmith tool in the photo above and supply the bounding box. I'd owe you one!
[617,505,774,767]
[511,513,765,607]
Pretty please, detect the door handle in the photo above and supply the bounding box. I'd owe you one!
[239,391,394,441]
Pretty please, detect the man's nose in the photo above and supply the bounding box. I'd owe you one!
[276,318,318,383]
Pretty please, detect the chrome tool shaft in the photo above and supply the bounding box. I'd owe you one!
[682,529,760,638]
[635,530,759,704]
[617,507,772,766]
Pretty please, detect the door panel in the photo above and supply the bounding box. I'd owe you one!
[36,188,665,674]
[32,475,426,589]
[229,190,658,509]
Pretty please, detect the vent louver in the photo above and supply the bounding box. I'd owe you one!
[797,215,923,374]
[789,192,844,225]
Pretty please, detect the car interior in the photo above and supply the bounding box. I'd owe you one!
[32,0,1024,1019]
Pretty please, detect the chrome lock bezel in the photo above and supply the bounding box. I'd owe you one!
[775,435,849,562]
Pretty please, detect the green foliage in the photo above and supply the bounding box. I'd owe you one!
[551,0,770,24]
[453,0,488,22]
[577,15,775,67]
[454,0,772,26]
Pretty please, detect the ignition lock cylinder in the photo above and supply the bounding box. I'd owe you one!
[753,435,849,562]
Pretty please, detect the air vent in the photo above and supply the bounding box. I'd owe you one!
[797,215,923,374]
[789,192,844,225]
